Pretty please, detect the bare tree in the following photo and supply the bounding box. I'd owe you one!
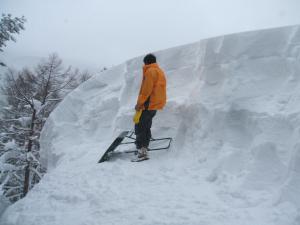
[36,54,69,100]
[0,54,94,201]
[0,68,40,200]
[79,70,92,83]
[1,68,41,197]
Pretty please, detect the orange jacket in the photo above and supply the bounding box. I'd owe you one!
[137,63,166,110]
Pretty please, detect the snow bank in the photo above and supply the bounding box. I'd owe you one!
[1,25,300,225]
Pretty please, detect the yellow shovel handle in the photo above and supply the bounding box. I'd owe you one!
[133,110,142,124]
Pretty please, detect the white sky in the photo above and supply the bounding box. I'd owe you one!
[1,0,300,71]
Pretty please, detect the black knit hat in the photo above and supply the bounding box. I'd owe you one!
[143,53,156,65]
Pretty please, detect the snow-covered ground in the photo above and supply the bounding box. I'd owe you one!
[1,25,300,225]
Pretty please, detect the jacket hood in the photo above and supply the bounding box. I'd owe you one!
[143,63,159,74]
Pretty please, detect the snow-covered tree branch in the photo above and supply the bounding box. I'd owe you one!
[0,53,94,203]
[0,14,26,66]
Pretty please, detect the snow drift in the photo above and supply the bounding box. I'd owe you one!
[1,25,300,225]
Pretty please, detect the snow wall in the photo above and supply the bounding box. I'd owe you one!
[1,25,300,225]
[41,25,300,209]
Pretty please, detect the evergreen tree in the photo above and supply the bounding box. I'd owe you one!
[0,14,26,67]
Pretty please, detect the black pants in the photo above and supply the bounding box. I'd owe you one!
[135,110,156,149]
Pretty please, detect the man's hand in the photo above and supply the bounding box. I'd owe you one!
[135,104,142,111]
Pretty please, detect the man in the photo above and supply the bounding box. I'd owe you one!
[134,53,167,160]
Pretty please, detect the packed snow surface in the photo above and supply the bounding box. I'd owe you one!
[2,25,300,225]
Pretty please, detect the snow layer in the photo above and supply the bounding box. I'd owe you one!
[1,25,300,225]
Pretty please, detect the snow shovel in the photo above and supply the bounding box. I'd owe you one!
[98,130,172,163]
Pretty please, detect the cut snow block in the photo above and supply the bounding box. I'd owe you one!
[242,142,287,190]
[280,143,300,209]
[0,195,10,217]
